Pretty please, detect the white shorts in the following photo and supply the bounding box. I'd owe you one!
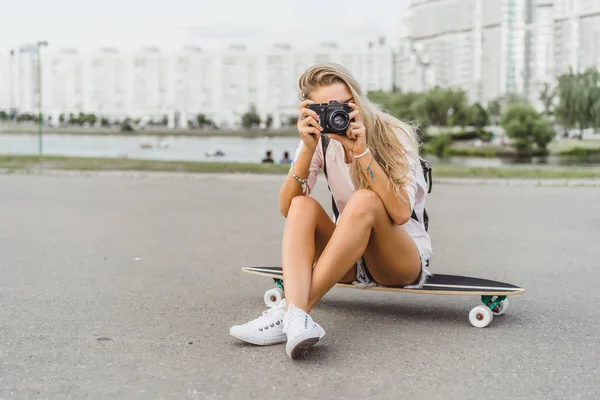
[352,253,432,289]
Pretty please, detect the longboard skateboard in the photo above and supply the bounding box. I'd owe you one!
[242,266,525,328]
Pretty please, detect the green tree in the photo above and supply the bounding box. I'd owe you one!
[449,105,475,127]
[17,113,34,122]
[120,118,135,132]
[87,114,97,126]
[0,110,8,121]
[368,90,420,122]
[555,68,600,131]
[501,103,555,155]
[470,103,490,127]
[59,114,66,124]
[539,82,557,116]
[265,114,274,129]
[241,105,261,129]
[428,134,453,158]
[196,113,211,128]
[487,99,502,125]
[77,112,86,126]
[410,87,469,126]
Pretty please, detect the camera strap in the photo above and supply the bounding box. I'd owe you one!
[320,136,340,223]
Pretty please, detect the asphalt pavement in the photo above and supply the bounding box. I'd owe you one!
[1,172,599,399]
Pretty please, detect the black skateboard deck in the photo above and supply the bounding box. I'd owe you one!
[243,267,524,295]
[242,266,525,328]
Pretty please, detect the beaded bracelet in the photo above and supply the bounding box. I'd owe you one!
[291,161,308,189]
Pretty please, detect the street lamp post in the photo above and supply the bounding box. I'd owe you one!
[36,41,48,157]
[8,49,14,115]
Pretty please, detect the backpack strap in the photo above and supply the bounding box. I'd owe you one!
[421,158,433,194]
[410,158,432,230]
[321,136,340,222]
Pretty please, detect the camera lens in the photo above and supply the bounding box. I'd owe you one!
[328,110,350,132]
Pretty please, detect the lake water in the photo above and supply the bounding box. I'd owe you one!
[0,133,300,164]
[1,133,598,167]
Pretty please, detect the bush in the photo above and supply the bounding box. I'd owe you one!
[501,103,555,155]
[427,134,453,158]
[120,119,135,132]
[450,129,493,142]
[559,147,600,157]
[241,105,261,129]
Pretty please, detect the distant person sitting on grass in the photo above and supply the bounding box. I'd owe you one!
[280,151,292,164]
[262,150,274,163]
[230,62,432,359]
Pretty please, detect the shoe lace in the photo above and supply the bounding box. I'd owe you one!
[248,306,284,331]
[285,309,310,332]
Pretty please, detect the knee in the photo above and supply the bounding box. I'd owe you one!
[286,196,320,222]
[343,189,383,224]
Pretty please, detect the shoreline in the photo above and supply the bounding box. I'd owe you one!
[3,127,600,160]
[2,154,600,180]
[0,126,298,138]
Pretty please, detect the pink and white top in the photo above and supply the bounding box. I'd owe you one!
[291,131,433,262]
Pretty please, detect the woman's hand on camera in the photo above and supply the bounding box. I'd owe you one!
[327,102,367,162]
[297,100,323,152]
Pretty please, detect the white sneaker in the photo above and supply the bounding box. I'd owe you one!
[283,304,324,359]
[229,300,287,345]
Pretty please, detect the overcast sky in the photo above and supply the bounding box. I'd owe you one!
[1,0,409,52]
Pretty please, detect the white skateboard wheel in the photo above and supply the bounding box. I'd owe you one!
[469,305,494,328]
[264,288,284,308]
[493,299,509,316]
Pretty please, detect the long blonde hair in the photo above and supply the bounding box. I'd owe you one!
[298,62,420,203]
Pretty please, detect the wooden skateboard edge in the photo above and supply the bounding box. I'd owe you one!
[241,267,525,296]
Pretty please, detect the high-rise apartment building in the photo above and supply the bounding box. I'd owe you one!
[398,0,527,104]
[399,0,600,108]
[0,40,395,128]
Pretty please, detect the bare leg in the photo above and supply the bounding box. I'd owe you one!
[281,196,336,311]
[307,189,421,312]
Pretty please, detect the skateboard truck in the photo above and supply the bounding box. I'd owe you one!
[274,278,284,292]
[482,295,507,314]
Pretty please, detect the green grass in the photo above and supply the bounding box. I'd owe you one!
[2,154,600,179]
[429,165,600,179]
[558,147,600,157]
[548,139,600,155]
[0,155,291,174]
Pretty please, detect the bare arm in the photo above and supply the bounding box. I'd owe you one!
[328,103,414,225]
[278,100,323,217]
[278,146,315,217]
[355,150,413,225]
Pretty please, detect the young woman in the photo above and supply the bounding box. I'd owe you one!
[230,63,432,359]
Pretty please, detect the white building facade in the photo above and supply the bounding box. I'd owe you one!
[0,40,395,128]
[525,0,600,109]
[398,0,600,108]
[0,45,38,115]
[398,0,527,104]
